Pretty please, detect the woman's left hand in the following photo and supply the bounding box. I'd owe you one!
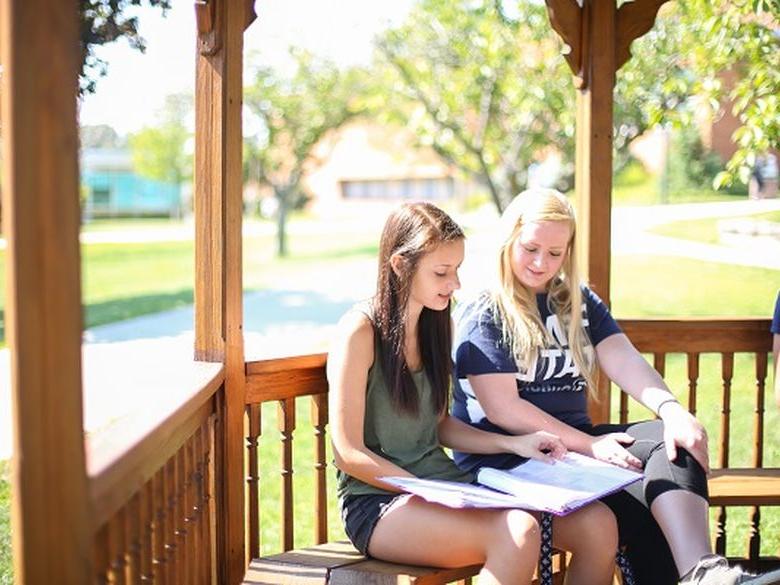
[660,403,710,473]
[504,431,567,464]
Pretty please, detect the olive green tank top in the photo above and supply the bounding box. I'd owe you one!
[336,325,474,499]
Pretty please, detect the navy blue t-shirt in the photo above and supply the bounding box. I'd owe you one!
[452,287,621,471]
[772,291,780,334]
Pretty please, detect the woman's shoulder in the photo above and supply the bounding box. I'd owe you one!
[335,306,375,343]
[329,307,376,371]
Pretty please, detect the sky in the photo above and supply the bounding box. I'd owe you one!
[78,0,414,136]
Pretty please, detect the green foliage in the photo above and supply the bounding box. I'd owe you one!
[0,461,10,584]
[667,125,728,193]
[128,93,193,187]
[244,50,368,255]
[374,0,574,212]
[79,0,171,94]
[618,1,780,191]
[614,159,652,189]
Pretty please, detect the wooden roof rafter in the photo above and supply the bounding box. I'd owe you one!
[545,0,672,88]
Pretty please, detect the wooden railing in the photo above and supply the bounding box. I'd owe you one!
[618,318,777,566]
[244,318,778,570]
[87,362,224,583]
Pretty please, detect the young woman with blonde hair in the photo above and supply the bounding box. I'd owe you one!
[328,201,620,585]
[452,188,780,585]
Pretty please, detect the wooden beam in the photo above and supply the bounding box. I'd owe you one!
[545,0,584,87]
[615,0,670,71]
[573,0,616,425]
[0,0,91,581]
[193,0,246,581]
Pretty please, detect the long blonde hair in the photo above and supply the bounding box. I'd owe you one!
[486,188,597,395]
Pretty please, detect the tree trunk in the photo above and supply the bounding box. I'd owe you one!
[276,188,288,257]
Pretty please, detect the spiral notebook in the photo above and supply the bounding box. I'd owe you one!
[382,452,642,516]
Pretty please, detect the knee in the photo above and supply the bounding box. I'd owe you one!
[573,503,619,552]
[493,509,541,552]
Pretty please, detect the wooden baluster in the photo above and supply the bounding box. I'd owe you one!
[126,492,142,584]
[95,523,111,585]
[185,436,197,584]
[109,510,127,585]
[165,457,179,584]
[748,352,768,564]
[191,427,204,585]
[140,480,154,583]
[653,353,666,419]
[279,397,296,551]
[153,467,167,584]
[204,417,216,585]
[687,353,699,416]
[176,446,189,584]
[715,352,734,556]
[246,403,262,560]
[311,393,329,544]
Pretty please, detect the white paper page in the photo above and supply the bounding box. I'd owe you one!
[476,452,642,512]
[381,476,546,510]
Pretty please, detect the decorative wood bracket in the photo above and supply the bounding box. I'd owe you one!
[545,0,588,89]
[195,0,221,55]
[615,0,671,70]
[245,0,257,31]
[195,0,256,54]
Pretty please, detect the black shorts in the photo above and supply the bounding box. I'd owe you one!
[339,493,410,555]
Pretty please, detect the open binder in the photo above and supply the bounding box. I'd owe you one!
[382,452,642,516]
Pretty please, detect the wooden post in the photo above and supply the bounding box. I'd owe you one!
[546,0,668,424]
[575,1,616,424]
[0,0,92,582]
[193,0,246,582]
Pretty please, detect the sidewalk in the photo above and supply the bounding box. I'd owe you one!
[2,199,780,459]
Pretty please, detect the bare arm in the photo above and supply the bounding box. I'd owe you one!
[596,333,709,472]
[326,312,412,492]
[437,415,566,463]
[466,373,598,455]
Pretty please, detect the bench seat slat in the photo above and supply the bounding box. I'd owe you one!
[329,559,481,585]
[708,468,780,506]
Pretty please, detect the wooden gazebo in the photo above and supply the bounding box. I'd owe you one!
[2,0,777,583]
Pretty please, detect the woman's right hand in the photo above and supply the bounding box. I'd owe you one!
[587,433,642,471]
[504,431,567,463]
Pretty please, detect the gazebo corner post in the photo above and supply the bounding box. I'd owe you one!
[193,0,247,582]
[546,0,668,424]
[1,0,92,582]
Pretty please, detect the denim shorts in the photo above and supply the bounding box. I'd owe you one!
[339,493,410,556]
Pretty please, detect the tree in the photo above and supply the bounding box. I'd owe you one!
[374,0,575,213]
[79,0,171,94]
[244,50,366,256]
[80,124,124,149]
[617,1,779,189]
[129,93,192,187]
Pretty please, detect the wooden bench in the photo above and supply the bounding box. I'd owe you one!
[243,318,780,583]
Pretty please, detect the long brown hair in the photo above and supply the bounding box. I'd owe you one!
[372,202,464,415]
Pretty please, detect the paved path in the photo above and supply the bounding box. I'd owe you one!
[2,199,779,459]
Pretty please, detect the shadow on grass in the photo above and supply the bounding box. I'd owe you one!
[84,289,194,331]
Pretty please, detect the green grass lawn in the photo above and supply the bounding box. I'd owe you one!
[650,210,780,245]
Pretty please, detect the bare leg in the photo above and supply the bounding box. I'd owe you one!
[368,496,541,585]
[553,501,618,585]
[650,490,712,576]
